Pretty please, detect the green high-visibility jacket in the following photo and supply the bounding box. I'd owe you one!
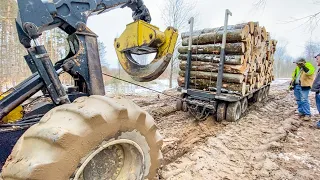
[292,62,316,87]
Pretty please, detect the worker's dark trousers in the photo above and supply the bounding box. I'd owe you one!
[294,85,311,116]
[315,93,320,113]
[315,93,320,128]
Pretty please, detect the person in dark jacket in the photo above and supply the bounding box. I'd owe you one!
[311,54,320,128]
[291,58,316,120]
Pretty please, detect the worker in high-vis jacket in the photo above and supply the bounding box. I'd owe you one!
[290,58,316,120]
[311,53,320,128]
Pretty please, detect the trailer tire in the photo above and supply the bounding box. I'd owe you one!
[266,85,270,96]
[1,96,163,180]
[226,101,242,122]
[216,102,227,122]
[262,88,268,100]
[176,100,182,111]
[252,90,263,103]
[240,97,248,114]
[182,102,188,112]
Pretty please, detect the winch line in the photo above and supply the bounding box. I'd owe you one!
[102,73,182,100]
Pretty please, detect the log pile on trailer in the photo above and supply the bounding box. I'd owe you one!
[177,22,277,96]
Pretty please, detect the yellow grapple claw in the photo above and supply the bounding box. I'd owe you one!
[114,20,178,82]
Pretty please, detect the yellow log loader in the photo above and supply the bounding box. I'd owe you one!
[0,0,178,179]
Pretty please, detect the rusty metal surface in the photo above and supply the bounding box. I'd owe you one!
[82,145,124,180]
[85,34,105,96]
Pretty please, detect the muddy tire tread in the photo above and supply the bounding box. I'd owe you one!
[1,96,162,180]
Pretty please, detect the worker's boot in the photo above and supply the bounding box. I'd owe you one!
[302,115,311,121]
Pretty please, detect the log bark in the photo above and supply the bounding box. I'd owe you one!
[179,61,248,74]
[245,35,252,52]
[181,29,249,46]
[178,54,245,65]
[246,85,250,93]
[248,22,255,34]
[256,64,265,73]
[250,83,255,91]
[247,73,254,84]
[179,70,245,83]
[253,26,261,46]
[177,77,246,95]
[181,23,250,39]
[178,43,246,55]
[261,26,267,41]
[266,32,271,41]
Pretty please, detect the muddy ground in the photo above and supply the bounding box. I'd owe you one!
[1,80,319,180]
[129,80,320,180]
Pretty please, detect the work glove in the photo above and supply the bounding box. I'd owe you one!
[288,80,294,91]
[289,85,294,91]
[296,62,310,73]
[296,62,305,67]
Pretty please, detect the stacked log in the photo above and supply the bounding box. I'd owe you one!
[178,22,276,96]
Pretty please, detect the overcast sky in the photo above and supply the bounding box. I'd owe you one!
[87,0,320,68]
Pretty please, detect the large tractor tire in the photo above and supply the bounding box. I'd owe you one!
[1,96,163,180]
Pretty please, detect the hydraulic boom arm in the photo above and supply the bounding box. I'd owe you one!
[16,0,151,48]
[0,0,177,121]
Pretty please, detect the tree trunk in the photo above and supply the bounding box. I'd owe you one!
[179,70,245,83]
[181,23,250,39]
[179,61,248,74]
[178,54,246,65]
[181,29,249,46]
[177,76,246,95]
[178,43,246,55]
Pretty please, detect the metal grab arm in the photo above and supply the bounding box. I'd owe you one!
[16,0,151,48]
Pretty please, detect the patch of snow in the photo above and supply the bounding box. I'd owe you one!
[271,78,291,86]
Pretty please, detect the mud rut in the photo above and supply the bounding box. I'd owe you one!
[133,80,320,180]
[1,80,319,180]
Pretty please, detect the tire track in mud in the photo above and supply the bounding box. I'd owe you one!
[158,81,320,180]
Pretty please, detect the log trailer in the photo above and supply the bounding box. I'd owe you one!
[176,10,272,122]
[0,0,178,179]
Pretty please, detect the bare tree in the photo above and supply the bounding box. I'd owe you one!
[253,0,320,32]
[98,40,109,68]
[162,0,198,88]
[273,39,296,78]
[0,0,72,89]
[304,41,320,61]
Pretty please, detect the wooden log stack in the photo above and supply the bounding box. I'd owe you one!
[178,22,276,96]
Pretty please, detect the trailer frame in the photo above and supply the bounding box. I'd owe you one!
[177,10,271,122]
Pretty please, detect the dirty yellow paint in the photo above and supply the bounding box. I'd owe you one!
[114,20,178,81]
[0,91,23,123]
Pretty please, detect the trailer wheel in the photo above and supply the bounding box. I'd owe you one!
[266,85,270,96]
[182,102,188,112]
[216,102,227,122]
[176,100,182,111]
[226,101,242,122]
[262,88,268,100]
[240,97,248,114]
[252,90,263,102]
